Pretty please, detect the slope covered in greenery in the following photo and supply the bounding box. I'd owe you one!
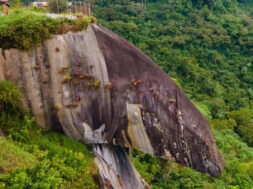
[93,0,252,116]
[0,81,99,189]
[0,9,95,49]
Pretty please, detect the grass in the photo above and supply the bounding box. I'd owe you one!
[0,9,95,49]
[0,137,37,174]
[0,108,99,189]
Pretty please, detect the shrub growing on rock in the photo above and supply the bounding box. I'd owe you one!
[0,81,21,111]
[0,10,92,49]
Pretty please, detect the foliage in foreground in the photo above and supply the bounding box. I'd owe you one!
[0,137,36,175]
[0,81,99,189]
[0,81,21,113]
[0,9,94,49]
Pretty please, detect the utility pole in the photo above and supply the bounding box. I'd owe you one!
[56,0,59,13]
[75,1,77,14]
[84,2,90,16]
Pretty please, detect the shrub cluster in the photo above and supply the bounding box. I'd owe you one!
[0,81,99,188]
[0,10,94,49]
[0,81,21,112]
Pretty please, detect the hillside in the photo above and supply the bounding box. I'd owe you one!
[93,0,253,120]
[90,0,253,188]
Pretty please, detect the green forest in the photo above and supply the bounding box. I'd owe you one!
[90,0,253,188]
[0,0,253,188]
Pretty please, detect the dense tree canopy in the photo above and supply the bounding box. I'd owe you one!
[91,0,253,143]
[89,0,253,188]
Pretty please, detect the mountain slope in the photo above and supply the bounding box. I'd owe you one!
[90,0,253,188]
[92,0,253,119]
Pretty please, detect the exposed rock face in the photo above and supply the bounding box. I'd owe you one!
[94,144,149,189]
[0,23,224,187]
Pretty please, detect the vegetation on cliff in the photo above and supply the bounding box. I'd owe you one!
[0,10,95,49]
[0,81,99,189]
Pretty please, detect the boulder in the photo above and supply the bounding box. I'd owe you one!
[0,23,224,188]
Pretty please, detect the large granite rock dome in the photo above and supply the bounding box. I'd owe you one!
[0,23,224,188]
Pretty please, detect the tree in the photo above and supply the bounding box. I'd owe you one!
[227,108,253,127]
[211,118,237,130]
[227,108,253,146]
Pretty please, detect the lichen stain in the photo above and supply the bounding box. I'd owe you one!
[82,122,107,144]
[163,149,175,161]
[121,130,131,148]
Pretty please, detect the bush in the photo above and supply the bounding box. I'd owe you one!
[238,122,253,146]
[0,112,99,189]
[0,137,36,174]
[227,108,253,146]
[131,149,162,184]
[227,108,253,127]
[0,10,93,49]
[193,102,212,120]
[0,81,21,111]
[0,10,58,49]
[211,118,237,130]
[0,79,99,188]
